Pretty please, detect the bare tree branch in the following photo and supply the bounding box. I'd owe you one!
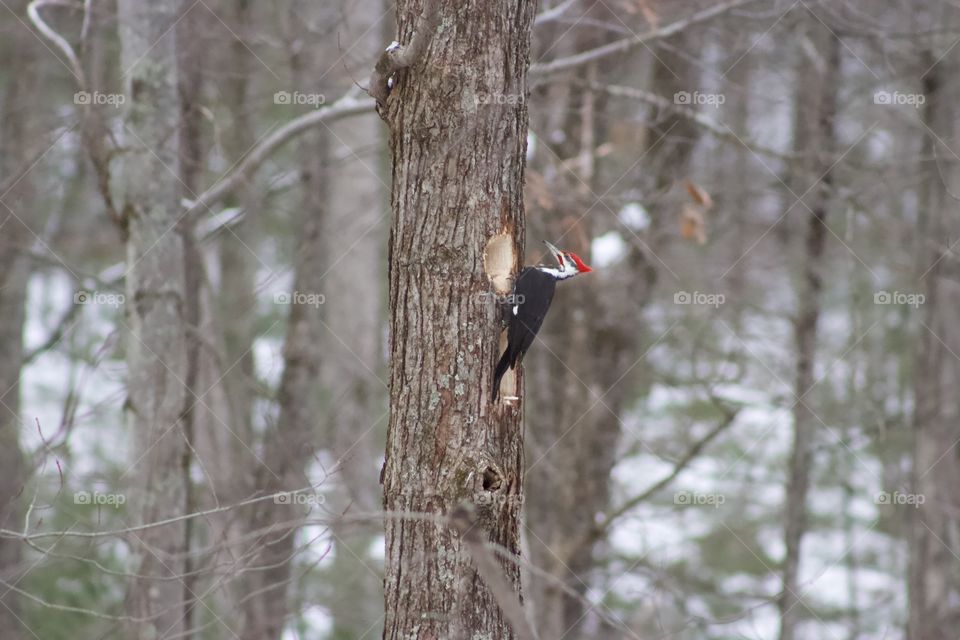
[183,89,373,219]
[534,0,579,25]
[589,404,740,546]
[531,0,764,79]
[579,80,796,164]
[26,0,86,86]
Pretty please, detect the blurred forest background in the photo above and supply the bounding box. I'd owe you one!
[1,0,959,638]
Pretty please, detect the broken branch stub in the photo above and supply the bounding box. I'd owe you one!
[367,0,442,112]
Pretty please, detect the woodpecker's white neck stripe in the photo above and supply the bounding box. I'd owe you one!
[536,266,577,280]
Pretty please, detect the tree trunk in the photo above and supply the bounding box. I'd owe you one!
[321,15,387,633]
[524,27,693,637]
[117,0,189,636]
[907,49,960,640]
[175,8,209,633]
[778,13,840,640]
[239,132,330,640]
[0,3,34,633]
[379,0,537,637]
[215,0,259,495]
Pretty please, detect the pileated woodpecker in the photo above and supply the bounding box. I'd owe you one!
[492,241,592,402]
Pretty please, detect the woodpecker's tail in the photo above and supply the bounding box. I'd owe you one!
[492,348,514,402]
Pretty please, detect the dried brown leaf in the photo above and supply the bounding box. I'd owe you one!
[680,203,707,245]
[685,179,713,209]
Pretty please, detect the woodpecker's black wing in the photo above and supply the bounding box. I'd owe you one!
[492,267,557,400]
[508,267,557,363]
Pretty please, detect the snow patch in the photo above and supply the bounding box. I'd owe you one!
[591,231,627,268]
[619,202,651,231]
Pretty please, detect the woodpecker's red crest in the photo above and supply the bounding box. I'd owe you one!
[543,240,592,278]
[564,251,592,273]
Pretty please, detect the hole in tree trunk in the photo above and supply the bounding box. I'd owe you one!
[482,466,502,491]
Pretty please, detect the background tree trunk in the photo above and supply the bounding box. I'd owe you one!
[320,9,388,631]
[525,25,696,637]
[380,0,538,636]
[908,46,960,640]
[778,13,840,640]
[239,127,330,640]
[117,0,190,636]
[0,2,34,634]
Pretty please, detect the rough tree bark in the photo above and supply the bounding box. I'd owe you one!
[117,0,190,636]
[378,0,538,637]
[778,14,840,640]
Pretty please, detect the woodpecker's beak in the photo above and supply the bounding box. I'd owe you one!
[543,240,563,266]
